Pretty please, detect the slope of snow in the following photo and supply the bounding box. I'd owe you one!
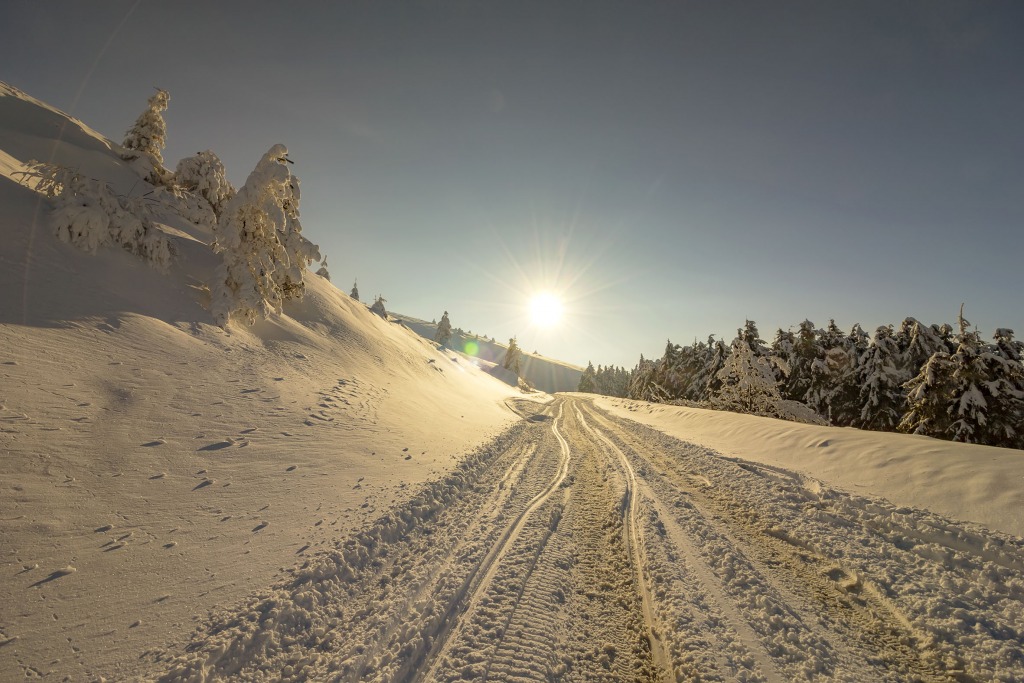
[0,83,522,680]
[596,396,1024,537]
[399,313,584,393]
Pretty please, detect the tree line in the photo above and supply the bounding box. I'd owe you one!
[580,314,1024,450]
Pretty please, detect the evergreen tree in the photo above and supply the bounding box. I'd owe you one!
[370,294,387,318]
[700,337,730,400]
[856,325,906,431]
[350,279,359,301]
[900,310,1023,445]
[434,311,453,346]
[896,318,953,378]
[503,337,522,376]
[29,161,172,270]
[174,150,235,219]
[771,328,796,386]
[210,145,320,327]
[628,355,662,401]
[578,362,597,393]
[121,88,171,185]
[316,256,330,281]
[713,335,787,416]
[784,319,819,403]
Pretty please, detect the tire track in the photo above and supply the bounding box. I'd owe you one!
[573,405,674,682]
[426,399,661,682]
[416,403,572,681]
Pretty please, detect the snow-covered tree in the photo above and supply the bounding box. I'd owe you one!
[370,294,387,318]
[856,325,906,431]
[805,321,861,425]
[350,279,359,301]
[503,337,522,376]
[783,319,819,403]
[900,311,1023,446]
[578,362,597,393]
[174,150,235,219]
[316,256,330,281]
[27,161,171,270]
[210,145,320,327]
[713,333,788,416]
[434,311,453,346]
[896,318,954,376]
[121,89,171,185]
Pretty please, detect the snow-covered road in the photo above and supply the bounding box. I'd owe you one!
[153,396,1024,682]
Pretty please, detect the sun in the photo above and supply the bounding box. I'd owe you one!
[528,292,564,328]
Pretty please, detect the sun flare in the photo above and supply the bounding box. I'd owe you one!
[528,292,564,328]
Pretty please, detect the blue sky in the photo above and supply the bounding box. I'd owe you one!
[4,1,1022,368]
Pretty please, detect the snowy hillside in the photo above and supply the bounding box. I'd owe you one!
[2,82,1024,681]
[399,314,584,393]
[0,82,522,680]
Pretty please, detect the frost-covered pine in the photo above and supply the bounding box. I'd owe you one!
[369,295,387,318]
[900,312,1023,446]
[855,325,906,431]
[503,337,522,376]
[174,150,235,219]
[779,320,818,403]
[578,362,597,393]
[316,256,331,281]
[713,334,787,416]
[210,145,321,327]
[121,89,171,185]
[434,311,453,346]
[29,161,171,270]
[350,279,360,301]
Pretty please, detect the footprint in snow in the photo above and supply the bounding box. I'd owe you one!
[29,566,76,588]
[192,479,214,491]
[252,522,269,532]
[142,439,166,447]
[198,439,234,451]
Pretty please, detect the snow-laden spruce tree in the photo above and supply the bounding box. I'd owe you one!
[434,311,453,346]
[578,362,597,393]
[712,335,788,416]
[28,161,171,270]
[369,295,387,318]
[855,325,906,431]
[121,89,171,185]
[503,337,522,376]
[174,150,235,219]
[350,279,360,301]
[316,256,331,280]
[900,311,1023,446]
[210,145,320,327]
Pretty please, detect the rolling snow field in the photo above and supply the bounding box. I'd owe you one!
[2,82,1024,681]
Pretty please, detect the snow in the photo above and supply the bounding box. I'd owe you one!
[0,82,520,679]
[2,81,1024,681]
[596,396,1024,538]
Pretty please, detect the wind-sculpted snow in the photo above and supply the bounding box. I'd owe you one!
[149,396,1024,682]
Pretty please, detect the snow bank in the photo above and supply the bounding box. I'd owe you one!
[596,397,1024,537]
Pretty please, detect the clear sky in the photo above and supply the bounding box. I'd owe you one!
[4,1,1022,368]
